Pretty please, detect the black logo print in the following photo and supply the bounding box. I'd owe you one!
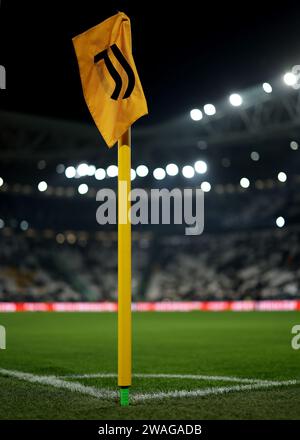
[94,44,135,100]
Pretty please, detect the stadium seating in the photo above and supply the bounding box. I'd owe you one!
[0,226,299,301]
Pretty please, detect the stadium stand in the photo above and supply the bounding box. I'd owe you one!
[0,232,150,302]
[1,111,300,304]
[146,228,300,301]
[0,226,299,302]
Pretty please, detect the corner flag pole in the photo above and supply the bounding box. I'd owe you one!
[72,11,147,406]
[118,128,132,406]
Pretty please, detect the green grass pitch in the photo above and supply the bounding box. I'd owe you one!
[0,311,299,419]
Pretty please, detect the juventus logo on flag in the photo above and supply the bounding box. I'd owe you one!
[94,44,135,100]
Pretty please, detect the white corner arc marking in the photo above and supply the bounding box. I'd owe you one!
[0,368,299,402]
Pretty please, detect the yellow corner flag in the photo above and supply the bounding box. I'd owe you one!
[72,11,148,147]
[73,12,148,407]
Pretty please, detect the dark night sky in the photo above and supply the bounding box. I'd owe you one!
[1,0,300,126]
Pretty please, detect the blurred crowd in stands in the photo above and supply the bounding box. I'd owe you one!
[146,229,300,301]
[0,232,149,302]
[0,226,299,302]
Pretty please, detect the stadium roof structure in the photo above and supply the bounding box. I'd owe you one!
[1,82,300,164]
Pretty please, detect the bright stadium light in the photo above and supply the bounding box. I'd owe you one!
[229,93,242,107]
[240,177,250,188]
[262,82,272,93]
[87,165,96,176]
[203,104,216,116]
[201,181,211,192]
[283,72,297,86]
[107,165,118,177]
[290,141,299,150]
[77,163,89,177]
[276,216,285,228]
[194,160,207,174]
[278,171,287,182]
[66,232,76,245]
[65,166,76,178]
[131,169,136,181]
[95,168,106,180]
[136,165,149,177]
[182,165,195,178]
[190,108,203,121]
[0,177,3,187]
[250,151,260,161]
[20,220,29,231]
[38,181,47,192]
[78,183,88,194]
[166,163,179,176]
[153,168,166,180]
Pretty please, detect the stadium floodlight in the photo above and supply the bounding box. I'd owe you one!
[250,151,260,161]
[20,220,29,231]
[95,168,106,180]
[65,166,76,178]
[291,65,300,89]
[107,165,118,177]
[166,163,179,176]
[0,219,4,229]
[87,165,96,176]
[0,177,3,187]
[262,82,272,93]
[201,181,211,192]
[136,165,149,177]
[182,165,195,178]
[283,72,297,86]
[56,233,65,244]
[66,232,76,244]
[190,108,203,121]
[203,104,216,116]
[290,141,299,150]
[194,160,207,174]
[77,163,89,177]
[131,169,136,181]
[276,216,285,228]
[153,168,166,180]
[38,181,47,192]
[229,93,242,106]
[78,183,89,194]
[240,177,250,188]
[56,164,65,174]
[278,171,287,182]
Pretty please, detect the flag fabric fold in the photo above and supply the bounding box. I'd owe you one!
[72,11,148,147]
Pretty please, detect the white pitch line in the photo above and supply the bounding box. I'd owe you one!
[0,368,299,403]
[0,368,117,400]
[131,380,300,402]
[61,372,270,384]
